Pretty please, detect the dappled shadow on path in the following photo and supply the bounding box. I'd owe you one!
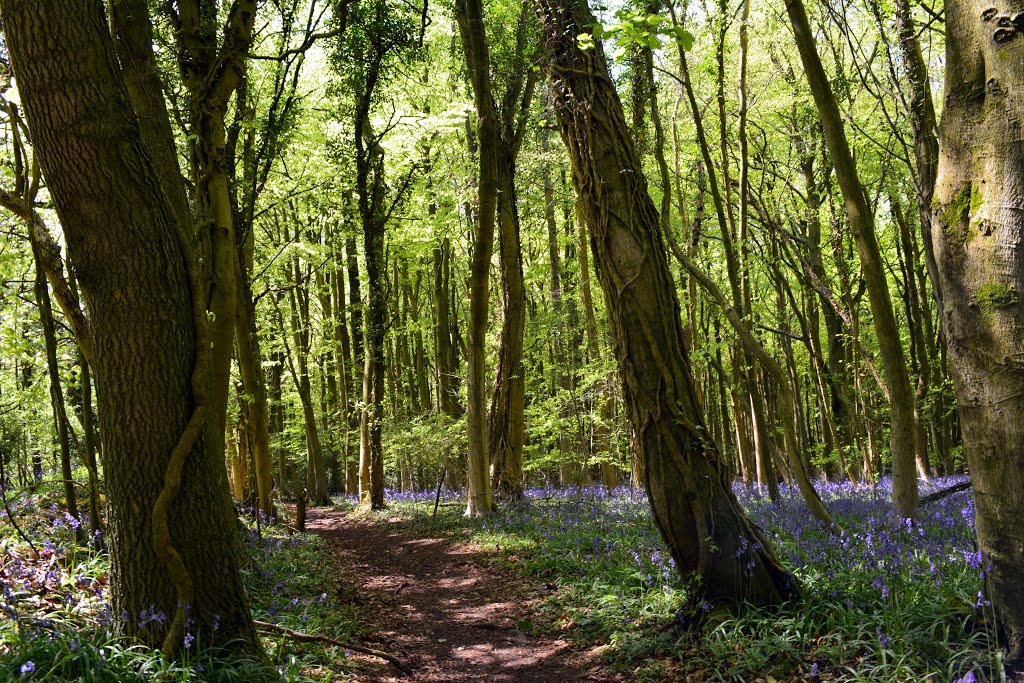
[305,507,613,683]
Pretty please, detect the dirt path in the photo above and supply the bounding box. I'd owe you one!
[305,507,612,683]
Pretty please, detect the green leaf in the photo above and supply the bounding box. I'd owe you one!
[672,26,695,51]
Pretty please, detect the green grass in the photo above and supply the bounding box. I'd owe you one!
[379,482,1003,682]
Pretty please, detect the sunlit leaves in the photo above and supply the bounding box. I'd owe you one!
[580,10,693,57]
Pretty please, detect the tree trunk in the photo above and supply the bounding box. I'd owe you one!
[455,0,499,516]
[234,222,275,516]
[30,238,82,537]
[932,0,1024,668]
[786,0,918,517]
[285,251,330,506]
[488,148,527,498]
[538,0,798,606]
[433,238,461,417]
[0,0,259,654]
[353,64,388,511]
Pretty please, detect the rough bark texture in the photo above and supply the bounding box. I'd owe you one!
[537,0,798,606]
[933,0,1024,668]
[0,0,258,652]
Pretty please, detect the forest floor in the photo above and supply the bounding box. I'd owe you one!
[306,506,615,683]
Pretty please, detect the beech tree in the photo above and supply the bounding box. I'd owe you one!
[932,0,1024,669]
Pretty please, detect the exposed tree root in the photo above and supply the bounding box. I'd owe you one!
[252,619,413,676]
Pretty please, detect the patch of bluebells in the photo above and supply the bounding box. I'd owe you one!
[394,483,682,595]
[738,476,981,608]
[237,505,334,628]
[386,474,993,677]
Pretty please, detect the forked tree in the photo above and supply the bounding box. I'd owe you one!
[0,0,260,657]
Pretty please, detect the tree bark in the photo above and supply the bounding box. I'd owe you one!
[933,0,1024,668]
[353,57,388,511]
[284,247,330,506]
[538,0,798,606]
[30,238,81,537]
[0,0,259,653]
[455,0,500,516]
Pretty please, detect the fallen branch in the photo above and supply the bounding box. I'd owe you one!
[252,619,412,676]
[918,480,972,506]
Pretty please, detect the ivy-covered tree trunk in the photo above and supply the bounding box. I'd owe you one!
[932,0,1024,669]
[0,0,259,654]
[537,0,798,606]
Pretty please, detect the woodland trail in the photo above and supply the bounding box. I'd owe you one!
[305,507,614,683]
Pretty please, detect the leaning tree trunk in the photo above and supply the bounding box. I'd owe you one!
[0,0,259,655]
[537,0,798,606]
[932,0,1024,669]
[786,0,918,518]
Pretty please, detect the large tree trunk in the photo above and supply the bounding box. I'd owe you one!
[0,0,259,655]
[933,0,1024,669]
[786,0,918,517]
[538,0,798,606]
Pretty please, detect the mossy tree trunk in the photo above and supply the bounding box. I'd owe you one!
[932,0,1024,669]
[0,0,260,654]
[537,0,799,606]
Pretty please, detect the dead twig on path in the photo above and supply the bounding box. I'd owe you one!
[252,619,413,676]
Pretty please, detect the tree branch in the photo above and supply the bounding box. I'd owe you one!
[252,620,413,676]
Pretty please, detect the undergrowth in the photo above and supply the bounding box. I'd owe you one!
[383,477,1003,682]
[0,483,363,682]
